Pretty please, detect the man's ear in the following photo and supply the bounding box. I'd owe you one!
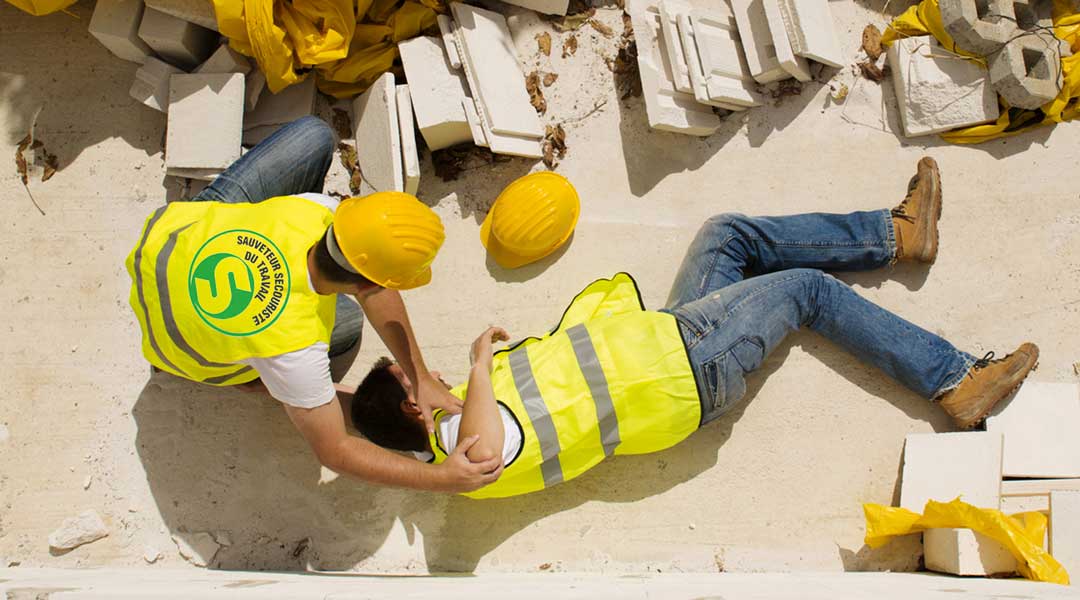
[400,398,421,415]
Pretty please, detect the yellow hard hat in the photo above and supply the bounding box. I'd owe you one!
[328,192,445,290]
[480,172,580,269]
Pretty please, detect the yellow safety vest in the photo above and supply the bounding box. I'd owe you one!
[125,197,338,386]
[428,273,701,499]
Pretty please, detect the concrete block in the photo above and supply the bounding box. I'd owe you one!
[89,0,153,64]
[1000,494,1050,514]
[887,36,999,137]
[900,432,1003,511]
[195,43,250,75]
[138,7,218,70]
[1011,0,1054,31]
[462,98,489,147]
[1049,491,1080,578]
[677,13,750,110]
[986,381,1080,478]
[626,0,723,136]
[243,77,316,130]
[396,85,420,196]
[398,36,473,150]
[241,125,278,147]
[352,73,404,194]
[497,0,569,16]
[144,0,219,31]
[731,0,789,83]
[1002,479,1080,496]
[659,0,694,93]
[762,0,811,81]
[245,69,266,112]
[688,11,761,107]
[989,34,1070,110]
[451,3,544,139]
[436,15,462,70]
[923,528,1017,576]
[776,0,843,67]
[130,56,185,112]
[939,0,1015,56]
[166,73,244,173]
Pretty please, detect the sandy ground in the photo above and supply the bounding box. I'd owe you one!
[2,0,1079,575]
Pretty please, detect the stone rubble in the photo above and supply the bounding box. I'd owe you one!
[48,510,109,551]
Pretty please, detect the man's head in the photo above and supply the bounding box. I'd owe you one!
[350,357,429,453]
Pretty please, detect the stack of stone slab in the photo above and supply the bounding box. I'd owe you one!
[898,381,1080,578]
[626,0,843,135]
[351,73,421,196]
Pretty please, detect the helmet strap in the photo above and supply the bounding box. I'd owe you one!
[325,224,361,274]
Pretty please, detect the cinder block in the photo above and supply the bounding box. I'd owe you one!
[761,0,811,81]
[887,36,999,137]
[688,11,761,107]
[731,0,789,83]
[1049,491,1080,578]
[243,77,316,130]
[396,85,420,196]
[130,56,185,112]
[144,0,219,31]
[924,528,1017,576]
[986,381,1080,478]
[352,73,404,194]
[939,0,1014,56]
[166,73,244,174]
[496,0,570,16]
[900,432,1003,511]
[1011,0,1054,30]
[1000,494,1049,514]
[776,0,843,67]
[659,0,694,93]
[450,3,544,139]
[462,98,489,147]
[138,7,218,70]
[195,44,250,75]
[398,36,473,150]
[626,0,723,136]
[989,34,1070,110]
[435,15,462,70]
[1002,479,1080,496]
[89,0,153,64]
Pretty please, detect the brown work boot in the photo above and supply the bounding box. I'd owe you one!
[938,343,1039,430]
[892,157,942,263]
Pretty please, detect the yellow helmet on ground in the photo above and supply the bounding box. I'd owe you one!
[328,192,445,290]
[480,172,580,269]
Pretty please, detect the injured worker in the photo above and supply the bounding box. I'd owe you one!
[350,158,1039,498]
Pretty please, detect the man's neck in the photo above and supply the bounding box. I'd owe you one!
[307,246,337,295]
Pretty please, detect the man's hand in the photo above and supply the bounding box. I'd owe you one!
[434,435,504,493]
[469,327,510,373]
[415,372,463,433]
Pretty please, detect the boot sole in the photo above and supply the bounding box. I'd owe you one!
[954,352,1039,430]
[918,160,941,263]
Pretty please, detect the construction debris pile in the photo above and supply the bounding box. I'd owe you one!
[625,0,843,136]
[898,381,1080,578]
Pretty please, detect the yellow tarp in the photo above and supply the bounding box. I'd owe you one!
[5,0,76,16]
[864,498,1069,585]
[881,0,1080,143]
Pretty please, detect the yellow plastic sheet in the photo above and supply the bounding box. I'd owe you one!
[211,0,440,98]
[5,0,76,16]
[881,0,1080,143]
[863,498,1070,585]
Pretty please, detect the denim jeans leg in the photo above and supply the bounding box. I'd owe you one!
[329,295,364,358]
[192,115,336,204]
[667,268,975,424]
[667,211,897,309]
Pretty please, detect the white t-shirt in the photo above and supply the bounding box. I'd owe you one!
[414,403,524,466]
[238,193,341,409]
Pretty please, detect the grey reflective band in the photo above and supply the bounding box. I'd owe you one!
[132,207,185,376]
[566,324,621,457]
[324,224,361,274]
[508,347,564,487]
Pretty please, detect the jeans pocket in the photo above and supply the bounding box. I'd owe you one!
[701,336,765,417]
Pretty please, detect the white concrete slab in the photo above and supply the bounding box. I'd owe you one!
[900,432,1003,511]
[1000,494,1050,514]
[397,84,420,196]
[762,0,811,81]
[243,76,315,130]
[144,0,219,31]
[352,72,404,194]
[398,36,473,151]
[89,0,153,64]
[678,13,748,110]
[436,14,463,70]
[659,0,694,93]
[986,381,1080,478]
[1049,491,1080,578]
[1003,479,1080,496]
[777,0,844,67]
[462,97,489,147]
[923,528,1017,577]
[138,6,218,70]
[689,10,761,107]
[195,43,251,75]
[498,0,570,16]
[165,73,243,172]
[129,55,184,112]
[731,0,789,83]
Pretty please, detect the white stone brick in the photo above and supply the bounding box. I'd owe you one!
[1002,479,1080,496]
[626,0,723,136]
[887,36,999,138]
[923,528,1017,577]
[396,85,420,196]
[451,3,544,139]
[138,7,218,71]
[731,0,788,83]
[462,98,489,147]
[776,0,843,67]
[352,73,404,194]
[1000,494,1050,514]
[1049,491,1080,579]
[130,56,185,112]
[398,36,473,151]
[900,432,1003,511]
[677,14,747,110]
[243,77,316,130]
[144,0,218,31]
[986,381,1080,478]
[435,15,462,70]
[166,73,243,173]
[90,0,153,64]
[761,0,811,81]
[496,0,570,16]
[688,11,760,107]
[195,44,250,75]
[244,70,266,112]
[659,0,693,93]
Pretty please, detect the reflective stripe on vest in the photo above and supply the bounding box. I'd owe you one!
[508,346,564,487]
[566,323,620,457]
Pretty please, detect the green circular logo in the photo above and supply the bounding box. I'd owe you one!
[187,229,291,337]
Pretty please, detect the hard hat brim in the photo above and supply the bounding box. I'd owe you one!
[480,209,567,270]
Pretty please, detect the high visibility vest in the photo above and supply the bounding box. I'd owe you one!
[428,273,701,499]
[125,197,338,386]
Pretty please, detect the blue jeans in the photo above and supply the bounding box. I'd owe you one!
[663,211,976,425]
[186,116,363,357]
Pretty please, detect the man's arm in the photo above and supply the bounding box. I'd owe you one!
[457,327,509,461]
[283,397,503,492]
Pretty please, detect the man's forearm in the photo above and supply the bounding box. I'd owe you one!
[356,288,427,381]
[458,365,504,461]
[325,435,446,492]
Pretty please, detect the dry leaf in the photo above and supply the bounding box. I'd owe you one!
[861,25,883,61]
[543,72,559,86]
[858,60,888,82]
[331,109,352,139]
[562,34,578,58]
[337,142,363,196]
[830,83,850,102]
[526,71,547,115]
[42,150,59,182]
[588,19,614,37]
[13,108,46,215]
[542,124,567,169]
[539,563,552,571]
[769,79,803,106]
[554,7,596,32]
[536,32,552,56]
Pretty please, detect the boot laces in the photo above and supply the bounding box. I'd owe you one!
[968,351,999,378]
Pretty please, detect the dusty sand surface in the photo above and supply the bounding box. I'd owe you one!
[2,0,1078,574]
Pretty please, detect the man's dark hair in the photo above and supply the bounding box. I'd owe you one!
[351,357,428,452]
[311,228,377,287]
